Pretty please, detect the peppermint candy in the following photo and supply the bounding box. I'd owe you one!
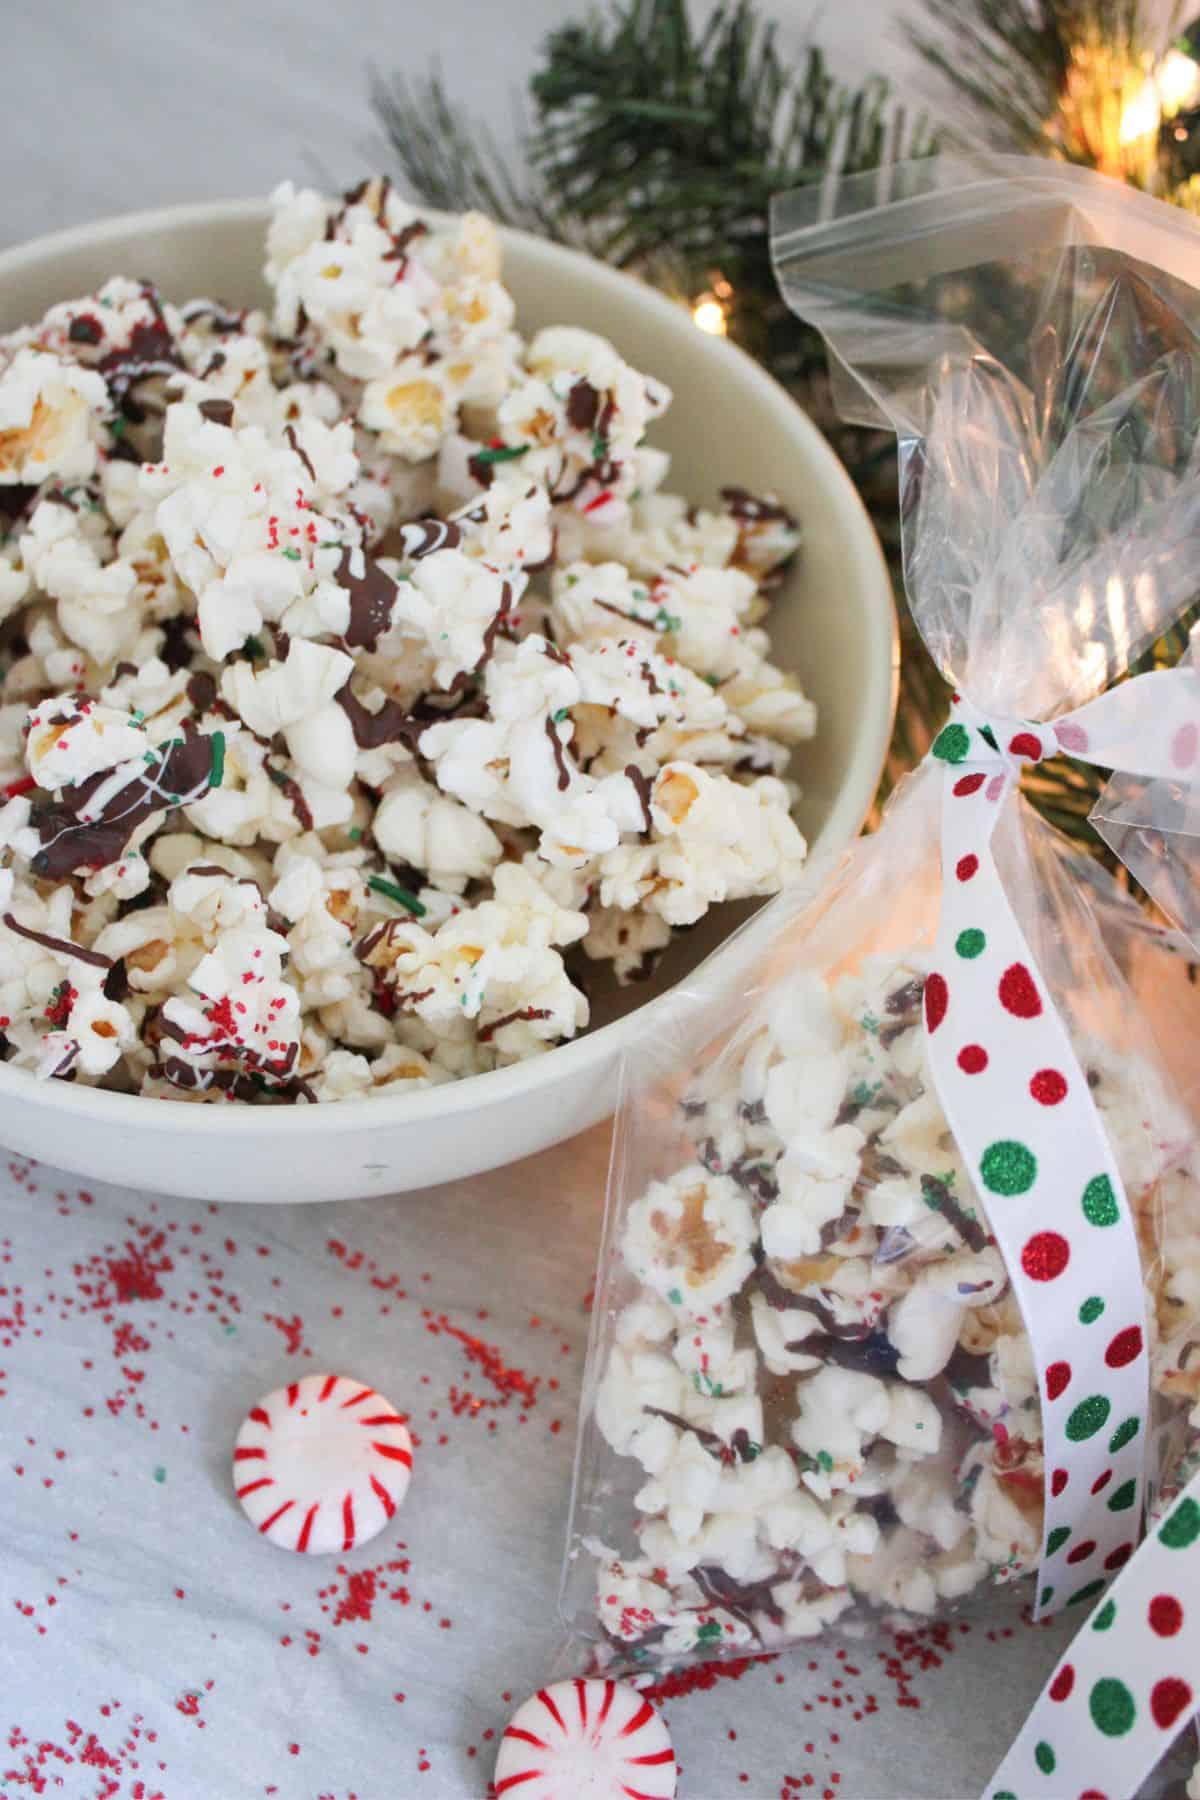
[495,1680,677,1799]
[233,1372,412,1553]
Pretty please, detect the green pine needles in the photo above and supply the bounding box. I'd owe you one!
[372,0,1197,862]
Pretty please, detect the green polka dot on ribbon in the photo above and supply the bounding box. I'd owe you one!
[956,927,986,958]
[1046,1525,1071,1555]
[1090,1677,1136,1736]
[1159,1497,1200,1549]
[1066,1395,1110,1442]
[1081,1174,1120,1227]
[979,1140,1038,1196]
[1079,1296,1105,1324]
[985,1461,1200,1799]
[1108,1417,1139,1454]
[933,722,971,763]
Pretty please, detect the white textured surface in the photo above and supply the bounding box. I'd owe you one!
[1,0,927,250]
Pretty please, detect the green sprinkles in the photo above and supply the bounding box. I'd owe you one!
[955,928,986,959]
[348,827,363,843]
[1089,1677,1136,1736]
[1081,1173,1119,1227]
[817,1451,833,1473]
[1092,1598,1117,1631]
[153,1466,166,1484]
[695,1621,721,1642]
[1065,1394,1110,1442]
[280,546,302,561]
[367,875,426,917]
[1078,1296,1105,1325]
[474,443,530,465]
[667,1287,683,1306]
[979,1139,1037,1196]
[1159,1496,1200,1549]
[208,731,225,791]
[932,722,970,764]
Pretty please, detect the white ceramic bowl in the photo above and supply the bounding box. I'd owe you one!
[0,200,896,1201]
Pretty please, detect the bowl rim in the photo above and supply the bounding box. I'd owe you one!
[0,196,898,1134]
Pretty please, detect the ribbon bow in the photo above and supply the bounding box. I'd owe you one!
[922,667,1200,1622]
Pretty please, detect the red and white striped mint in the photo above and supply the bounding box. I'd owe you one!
[233,1372,412,1553]
[494,1679,676,1799]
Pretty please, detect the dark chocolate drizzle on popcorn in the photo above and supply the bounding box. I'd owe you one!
[336,548,401,653]
[30,729,222,878]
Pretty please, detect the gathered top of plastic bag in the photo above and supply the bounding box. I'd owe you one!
[772,154,1200,720]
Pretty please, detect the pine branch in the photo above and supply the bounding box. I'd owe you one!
[908,0,1183,180]
[368,65,569,236]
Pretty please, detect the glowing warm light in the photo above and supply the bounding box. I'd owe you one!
[1120,48,1199,143]
[1120,78,1163,143]
[691,295,727,335]
[1159,46,1199,111]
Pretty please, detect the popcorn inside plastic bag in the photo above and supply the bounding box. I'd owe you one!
[563,158,1200,1673]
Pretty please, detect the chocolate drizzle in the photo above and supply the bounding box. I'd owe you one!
[30,729,221,879]
[719,486,797,527]
[920,1173,989,1254]
[755,1262,871,1341]
[198,397,235,427]
[159,614,197,673]
[624,763,653,834]
[545,715,573,792]
[336,685,422,751]
[690,1565,786,1639]
[180,298,247,335]
[335,547,400,652]
[96,289,184,420]
[396,517,462,561]
[477,1006,553,1044]
[565,379,600,431]
[2,913,112,970]
[103,958,131,1002]
[67,314,103,346]
[265,762,314,832]
[642,1406,758,1467]
[283,424,316,483]
[944,1342,995,1394]
[789,1331,902,1377]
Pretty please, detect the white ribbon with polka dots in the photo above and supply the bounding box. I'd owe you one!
[984,1464,1200,1800]
[924,669,1200,1621]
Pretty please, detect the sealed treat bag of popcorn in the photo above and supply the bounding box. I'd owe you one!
[561,157,1200,1684]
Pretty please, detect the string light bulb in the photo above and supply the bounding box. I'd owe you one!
[1119,45,1200,144]
[691,293,727,335]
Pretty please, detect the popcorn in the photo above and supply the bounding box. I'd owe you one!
[0,178,813,1102]
[0,348,107,485]
[582,943,1199,1672]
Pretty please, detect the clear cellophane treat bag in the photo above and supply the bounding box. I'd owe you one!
[560,157,1200,1677]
